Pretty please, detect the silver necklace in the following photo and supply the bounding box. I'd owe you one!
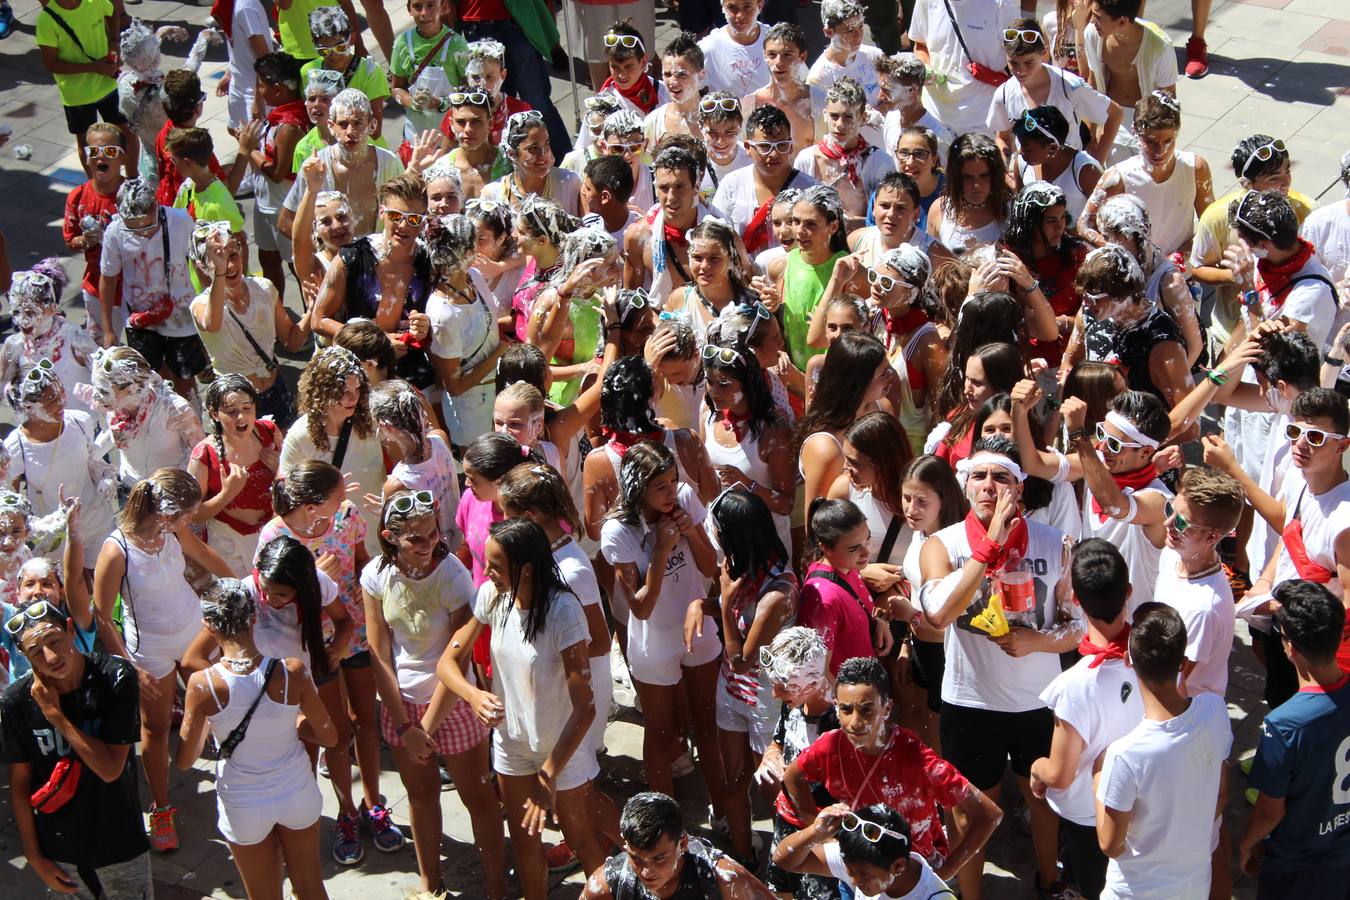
[221,652,260,673]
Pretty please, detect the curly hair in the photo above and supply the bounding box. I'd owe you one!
[297,346,373,452]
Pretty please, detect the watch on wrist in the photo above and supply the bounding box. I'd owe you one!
[1067,429,1087,443]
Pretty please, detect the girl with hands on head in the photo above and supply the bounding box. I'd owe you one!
[432,518,605,900]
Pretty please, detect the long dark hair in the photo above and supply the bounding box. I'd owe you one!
[609,441,678,527]
[701,338,778,440]
[943,342,1024,453]
[600,355,663,434]
[271,459,344,518]
[255,535,332,679]
[938,291,1026,417]
[901,455,968,530]
[463,432,545,481]
[843,412,912,514]
[204,374,260,468]
[972,393,1052,513]
[485,517,576,643]
[710,489,788,581]
[794,331,886,456]
[943,132,1012,220]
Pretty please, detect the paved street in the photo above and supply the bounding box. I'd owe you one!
[0,0,1347,895]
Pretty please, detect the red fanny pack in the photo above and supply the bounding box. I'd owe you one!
[31,757,83,814]
[968,61,1011,86]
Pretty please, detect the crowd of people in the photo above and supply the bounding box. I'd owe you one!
[0,0,1348,897]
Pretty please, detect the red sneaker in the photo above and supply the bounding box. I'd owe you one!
[149,805,179,852]
[545,841,580,874]
[1185,37,1209,78]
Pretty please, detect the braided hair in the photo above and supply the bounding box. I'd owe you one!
[203,374,259,469]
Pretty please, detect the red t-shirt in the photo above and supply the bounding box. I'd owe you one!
[457,0,509,22]
[63,182,120,300]
[786,727,973,863]
[1024,242,1089,367]
[155,119,229,206]
[189,420,280,535]
[799,562,875,678]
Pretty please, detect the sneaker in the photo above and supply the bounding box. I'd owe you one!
[148,805,179,852]
[1185,36,1209,78]
[318,750,330,779]
[545,841,581,874]
[0,5,14,40]
[439,764,454,791]
[1036,875,1086,899]
[332,812,365,865]
[361,802,406,852]
[672,750,695,777]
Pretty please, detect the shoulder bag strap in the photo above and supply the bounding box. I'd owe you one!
[877,514,903,563]
[226,306,281,371]
[408,29,454,86]
[159,209,172,287]
[1277,273,1341,308]
[809,568,871,619]
[330,417,354,470]
[939,0,977,67]
[217,659,280,759]
[42,6,95,61]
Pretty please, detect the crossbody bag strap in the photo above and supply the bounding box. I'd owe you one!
[408,28,454,86]
[810,568,871,619]
[226,306,281,371]
[939,0,977,67]
[330,417,354,470]
[218,659,280,759]
[42,6,96,61]
[159,209,172,286]
[877,514,904,563]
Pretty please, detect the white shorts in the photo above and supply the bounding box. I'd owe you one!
[206,519,260,579]
[584,652,613,758]
[714,667,778,754]
[217,769,323,845]
[126,617,201,680]
[492,727,599,792]
[441,382,496,447]
[627,614,722,687]
[252,204,292,256]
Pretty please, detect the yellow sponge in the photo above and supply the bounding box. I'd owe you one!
[970,593,1010,637]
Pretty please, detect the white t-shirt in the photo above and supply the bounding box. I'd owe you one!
[1097,693,1232,900]
[473,582,589,752]
[698,24,771,97]
[226,0,272,129]
[428,268,501,367]
[1259,254,1338,349]
[599,483,710,668]
[792,144,894,206]
[280,416,385,554]
[1274,471,1350,586]
[99,207,199,337]
[908,0,1020,135]
[822,842,952,899]
[554,537,601,610]
[711,166,819,251]
[1301,200,1350,286]
[805,46,886,107]
[193,276,279,381]
[1039,655,1143,826]
[252,569,339,664]
[920,517,1078,712]
[1154,548,1235,699]
[390,433,461,543]
[362,554,475,704]
[988,65,1112,150]
[702,146,752,203]
[882,108,956,161]
[1074,471,1170,617]
[112,389,200,486]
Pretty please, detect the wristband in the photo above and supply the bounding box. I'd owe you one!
[1324,353,1345,366]
[1066,429,1087,444]
[1205,369,1228,387]
[394,720,415,737]
[970,536,1002,565]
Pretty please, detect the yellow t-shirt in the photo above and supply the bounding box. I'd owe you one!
[1191,188,1315,342]
[277,0,338,62]
[36,0,116,107]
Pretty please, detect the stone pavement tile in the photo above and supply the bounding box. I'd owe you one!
[1286,133,1350,200]
[1302,20,1350,56]
[1227,0,1291,9]
[1282,0,1350,19]
[1191,94,1323,159]
[1207,3,1331,49]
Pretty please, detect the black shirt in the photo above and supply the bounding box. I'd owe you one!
[0,651,148,868]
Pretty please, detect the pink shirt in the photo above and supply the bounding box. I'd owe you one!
[799,562,876,677]
[455,491,503,588]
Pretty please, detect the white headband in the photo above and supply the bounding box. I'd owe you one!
[1104,410,1160,448]
[957,452,1027,483]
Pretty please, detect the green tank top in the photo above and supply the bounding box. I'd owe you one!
[782,248,846,371]
[547,293,602,406]
[449,147,514,182]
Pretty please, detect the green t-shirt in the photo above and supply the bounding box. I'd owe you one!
[388,26,469,86]
[782,248,847,371]
[36,0,116,107]
[277,0,336,61]
[291,126,379,172]
[175,178,246,231]
[299,56,392,148]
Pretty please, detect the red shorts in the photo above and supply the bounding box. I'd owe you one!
[380,696,488,757]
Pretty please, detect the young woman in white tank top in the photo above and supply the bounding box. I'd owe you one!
[927,134,1014,258]
[665,221,757,347]
[177,579,334,900]
[850,172,950,271]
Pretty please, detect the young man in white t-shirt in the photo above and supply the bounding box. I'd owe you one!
[772,803,953,900]
[806,0,885,107]
[1155,467,1243,699]
[1014,384,1172,614]
[792,76,891,232]
[1299,151,1350,299]
[908,0,1020,136]
[919,437,1084,900]
[697,0,770,97]
[1031,539,1143,899]
[1096,602,1232,900]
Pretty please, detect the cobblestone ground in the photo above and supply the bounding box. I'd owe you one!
[2,0,1349,894]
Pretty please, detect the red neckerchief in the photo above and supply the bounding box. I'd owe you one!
[743,197,776,254]
[663,222,689,248]
[1079,625,1130,668]
[601,74,659,114]
[963,510,1028,572]
[210,0,236,38]
[1091,462,1158,523]
[263,100,311,177]
[602,426,663,457]
[884,306,928,337]
[817,135,870,188]
[1258,239,1317,306]
[1282,518,1335,583]
[720,408,750,441]
[109,402,153,450]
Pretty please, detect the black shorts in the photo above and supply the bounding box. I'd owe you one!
[1258,864,1350,900]
[313,648,373,686]
[64,89,126,134]
[909,637,946,714]
[939,702,1053,791]
[125,327,209,380]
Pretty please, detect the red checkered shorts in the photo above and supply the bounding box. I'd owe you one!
[380,696,488,757]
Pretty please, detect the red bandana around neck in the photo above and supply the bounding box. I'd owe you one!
[884,306,928,337]
[210,0,236,38]
[1091,463,1159,523]
[1079,625,1131,668]
[602,75,659,115]
[603,426,664,458]
[964,510,1029,573]
[720,408,751,441]
[263,100,311,178]
[663,222,689,248]
[818,135,870,187]
[1258,238,1317,305]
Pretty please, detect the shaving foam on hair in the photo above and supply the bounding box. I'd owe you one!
[601,109,644,141]
[116,177,158,219]
[331,88,372,122]
[119,19,161,74]
[308,5,350,39]
[424,214,478,280]
[306,68,343,97]
[1095,193,1151,249]
[820,0,864,29]
[880,244,931,286]
[467,38,506,65]
[550,227,618,290]
[1084,243,1145,285]
[199,577,258,638]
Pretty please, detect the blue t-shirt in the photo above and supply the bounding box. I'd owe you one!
[1248,677,1350,872]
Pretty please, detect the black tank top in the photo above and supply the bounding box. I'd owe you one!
[338,236,436,388]
[604,838,726,900]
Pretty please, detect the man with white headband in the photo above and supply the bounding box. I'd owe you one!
[919,435,1083,900]
[1014,384,1174,613]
